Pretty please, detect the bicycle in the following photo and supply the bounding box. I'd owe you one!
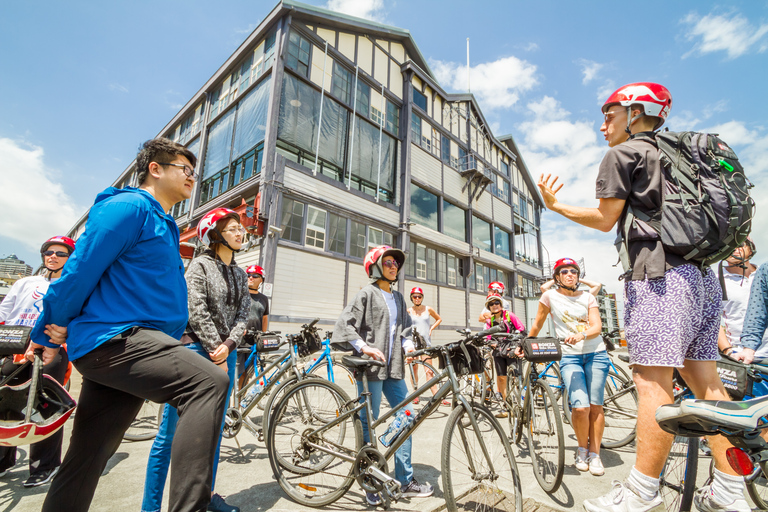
[500,333,565,493]
[123,400,165,441]
[404,329,441,404]
[266,325,523,511]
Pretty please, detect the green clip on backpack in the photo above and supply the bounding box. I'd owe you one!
[616,131,754,274]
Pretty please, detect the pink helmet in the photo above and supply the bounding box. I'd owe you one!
[410,287,424,297]
[488,281,505,294]
[602,82,672,129]
[246,265,265,277]
[41,236,75,255]
[197,208,240,247]
[364,245,405,282]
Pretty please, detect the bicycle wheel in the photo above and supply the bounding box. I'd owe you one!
[660,436,698,512]
[261,374,303,443]
[601,371,638,449]
[457,372,488,403]
[506,370,523,445]
[442,403,523,512]
[307,359,358,406]
[526,381,565,493]
[747,462,768,509]
[123,400,163,441]
[405,359,439,402]
[267,379,362,507]
[539,362,564,401]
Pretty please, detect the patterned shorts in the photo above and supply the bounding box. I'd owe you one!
[624,264,721,367]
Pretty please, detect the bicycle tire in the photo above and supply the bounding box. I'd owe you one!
[660,436,698,512]
[457,372,488,403]
[601,371,638,449]
[267,379,361,507]
[307,359,358,405]
[260,374,303,443]
[506,368,523,445]
[746,461,768,509]
[405,359,439,401]
[539,362,564,402]
[123,400,164,441]
[527,381,565,493]
[442,403,523,512]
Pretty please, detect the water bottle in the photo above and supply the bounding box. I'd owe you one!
[379,408,413,447]
[240,380,263,408]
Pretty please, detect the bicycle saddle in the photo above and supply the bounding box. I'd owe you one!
[656,395,768,437]
[341,355,385,369]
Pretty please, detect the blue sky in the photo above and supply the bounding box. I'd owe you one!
[1,0,766,297]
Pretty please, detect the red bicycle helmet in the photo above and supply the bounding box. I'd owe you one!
[40,236,75,255]
[364,245,405,282]
[484,293,504,309]
[410,287,424,297]
[553,257,580,277]
[246,265,265,277]
[197,208,240,247]
[488,281,505,295]
[602,82,672,130]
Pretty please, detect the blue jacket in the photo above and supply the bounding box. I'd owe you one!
[742,263,768,351]
[31,187,188,361]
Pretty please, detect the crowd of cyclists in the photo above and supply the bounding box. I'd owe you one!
[0,81,765,512]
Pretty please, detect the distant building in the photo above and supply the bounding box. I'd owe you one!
[65,0,545,339]
[597,290,620,334]
[0,254,33,279]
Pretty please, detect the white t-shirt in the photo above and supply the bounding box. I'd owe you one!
[722,270,768,359]
[539,289,605,355]
[0,275,55,327]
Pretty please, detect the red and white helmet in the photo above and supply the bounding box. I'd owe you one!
[488,281,505,295]
[484,293,504,309]
[246,265,265,277]
[197,208,240,247]
[410,287,424,297]
[41,236,75,255]
[553,257,580,277]
[602,82,672,130]
[364,245,405,282]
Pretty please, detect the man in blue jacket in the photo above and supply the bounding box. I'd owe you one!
[27,138,229,512]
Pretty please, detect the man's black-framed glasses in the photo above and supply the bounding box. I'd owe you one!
[42,250,69,258]
[158,162,197,180]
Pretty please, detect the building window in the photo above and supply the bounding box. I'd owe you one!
[370,106,384,127]
[386,100,399,136]
[441,134,451,166]
[410,184,438,231]
[518,195,528,220]
[350,220,366,258]
[416,244,427,279]
[411,112,421,142]
[286,30,311,77]
[475,262,485,291]
[348,116,397,202]
[472,216,492,253]
[356,81,370,117]
[427,248,436,281]
[305,206,327,249]
[438,252,447,284]
[492,174,510,203]
[280,198,304,243]
[494,226,511,260]
[328,213,346,254]
[331,62,352,105]
[443,200,466,242]
[413,89,427,111]
[501,160,509,177]
[447,254,457,286]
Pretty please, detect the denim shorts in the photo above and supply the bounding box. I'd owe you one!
[559,351,610,408]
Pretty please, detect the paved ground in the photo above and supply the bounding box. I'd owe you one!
[0,349,755,511]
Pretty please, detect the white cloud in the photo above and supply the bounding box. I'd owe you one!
[595,80,615,107]
[0,139,81,252]
[325,0,385,22]
[108,83,129,93]
[430,56,538,110]
[577,59,603,85]
[519,42,539,52]
[682,11,768,59]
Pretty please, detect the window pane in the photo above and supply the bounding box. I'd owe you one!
[329,214,346,253]
[443,201,466,242]
[232,76,271,161]
[350,117,396,201]
[202,109,235,180]
[280,198,304,243]
[368,227,383,250]
[410,184,438,231]
[350,221,366,258]
[411,112,421,141]
[331,62,352,105]
[416,244,426,280]
[386,100,399,136]
[413,89,427,111]
[306,206,326,249]
[405,241,416,277]
[447,254,457,286]
[383,232,393,247]
[472,216,492,252]
[501,160,509,176]
[494,226,511,260]
[356,81,370,117]
[475,262,484,291]
[286,31,310,77]
[441,134,450,165]
[483,266,491,291]
[427,248,436,282]
[438,252,447,284]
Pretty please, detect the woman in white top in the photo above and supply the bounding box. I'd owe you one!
[527,257,607,477]
[407,287,444,404]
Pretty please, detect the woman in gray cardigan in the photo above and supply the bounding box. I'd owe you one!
[332,245,434,507]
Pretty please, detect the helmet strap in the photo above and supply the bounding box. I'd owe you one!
[555,274,579,292]
[625,106,646,135]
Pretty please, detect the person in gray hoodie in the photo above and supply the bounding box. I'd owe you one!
[332,245,434,507]
[142,207,249,512]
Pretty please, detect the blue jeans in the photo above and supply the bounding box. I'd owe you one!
[141,343,236,512]
[356,378,413,486]
[559,351,610,408]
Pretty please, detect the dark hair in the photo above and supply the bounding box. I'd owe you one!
[135,138,197,185]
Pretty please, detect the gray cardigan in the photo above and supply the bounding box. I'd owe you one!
[184,250,249,353]
[332,283,412,381]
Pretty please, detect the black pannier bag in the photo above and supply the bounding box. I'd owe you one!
[521,337,562,363]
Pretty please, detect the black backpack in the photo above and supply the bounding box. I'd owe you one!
[617,131,754,272]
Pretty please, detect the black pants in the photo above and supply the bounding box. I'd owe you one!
[42,328,229,512]
[0,348,69,475]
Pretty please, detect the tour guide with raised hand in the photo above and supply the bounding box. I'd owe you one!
[332,245,434,507]
[27,138,230,512]
[0,236,75,487]
[538,83,749,512]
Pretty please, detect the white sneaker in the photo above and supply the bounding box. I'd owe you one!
[589,455,605,476]
[693,486,751,512]
[583,480,664,512]
[575,452,589,472]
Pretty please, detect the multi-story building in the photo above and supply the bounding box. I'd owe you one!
[0,254,33,280]
[66,0,545,340]
[597,290,621,335]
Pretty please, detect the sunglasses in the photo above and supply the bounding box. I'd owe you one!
[247,274,263,278]
[411,295,423,299]
[42,251,69,257]
[559,269,579,276]
[382,259,400,269]
[488,301,501,307]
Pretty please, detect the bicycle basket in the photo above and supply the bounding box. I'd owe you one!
[0,326,31,356]
[438,343,484,376]
[521,337,561,363]
[295,329,323,358]
[256,333,281,352]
